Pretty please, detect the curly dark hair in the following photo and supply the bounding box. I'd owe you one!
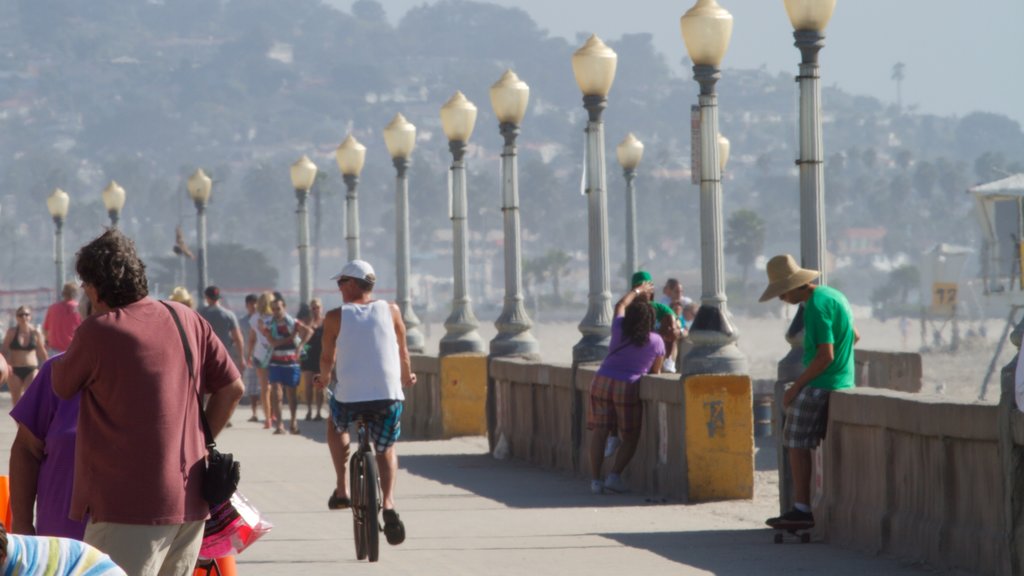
[621,299,654,347]
[75,229,149,308]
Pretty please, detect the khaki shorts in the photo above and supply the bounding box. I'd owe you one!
[85,520,204,576]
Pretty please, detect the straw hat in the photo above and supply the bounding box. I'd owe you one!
[758,255,819,302]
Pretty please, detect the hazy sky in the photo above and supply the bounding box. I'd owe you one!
[329,0,1024,125]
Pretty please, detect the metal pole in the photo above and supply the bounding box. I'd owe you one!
[108,210,119,229]
[394,157,424,353]
[624,167,638,291]
[680,65,748,377]
[343,174,360,261]
[53,216,64,301]
[296,188,312,308]
[796,29,827,284]
[196,201,208,297]
[440,140,485,355]
[573,95,613,363]
[490,122,539,358]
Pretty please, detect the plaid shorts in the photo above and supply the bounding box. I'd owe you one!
[243,364,260,397]
[783,386,831,449]
[329,397,403,452]
[587,374,643,434]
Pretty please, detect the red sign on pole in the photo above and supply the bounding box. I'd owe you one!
[690,105,701,185]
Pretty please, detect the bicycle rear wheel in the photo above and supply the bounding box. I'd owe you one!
[350,453,367,560]
[362,453,381,562]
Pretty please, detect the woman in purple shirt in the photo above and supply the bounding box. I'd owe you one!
[8,299,91,539]
[587,283,665,495]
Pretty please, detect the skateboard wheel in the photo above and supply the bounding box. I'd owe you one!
[773,533,783,544]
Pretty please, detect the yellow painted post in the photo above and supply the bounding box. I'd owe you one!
[439,353,488,437]
[684,375,754,501]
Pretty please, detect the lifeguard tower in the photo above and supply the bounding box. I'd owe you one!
[968,173,1024,395]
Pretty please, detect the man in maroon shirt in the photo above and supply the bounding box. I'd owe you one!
[52,230,243,575]
[42,282,82,353]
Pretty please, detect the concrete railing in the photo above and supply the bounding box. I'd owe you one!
[489,358,753,501]
[403,355,442,439]
[854,349,923,393]
[821,374,1024,575]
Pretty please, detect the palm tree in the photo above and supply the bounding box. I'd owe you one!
[891,62,906,111]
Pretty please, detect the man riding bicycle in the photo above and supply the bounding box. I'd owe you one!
[317,260,417,546]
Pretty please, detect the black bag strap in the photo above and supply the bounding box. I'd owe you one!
[161,301,216,451]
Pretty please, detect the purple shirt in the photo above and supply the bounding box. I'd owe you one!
[9,355,87,539]
[596,316,666,383]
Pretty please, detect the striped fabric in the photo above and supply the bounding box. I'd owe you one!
[4,534,126,575]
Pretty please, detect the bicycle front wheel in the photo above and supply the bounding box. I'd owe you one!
[362,453,381,562]
[350,453,367,560]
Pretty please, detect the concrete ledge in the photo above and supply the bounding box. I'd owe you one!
[830,388,998,440]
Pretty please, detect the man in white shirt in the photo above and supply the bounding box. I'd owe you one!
[317,260,416,546]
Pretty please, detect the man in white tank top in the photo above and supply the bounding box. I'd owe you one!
[316,260,417,546]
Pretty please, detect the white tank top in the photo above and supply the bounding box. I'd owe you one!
[333,300,404,403]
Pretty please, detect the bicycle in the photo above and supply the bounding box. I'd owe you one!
[350,413,383,562]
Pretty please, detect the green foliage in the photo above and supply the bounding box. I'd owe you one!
[725,209,765,290]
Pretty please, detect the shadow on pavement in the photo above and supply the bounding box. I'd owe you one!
[401,452,666,509]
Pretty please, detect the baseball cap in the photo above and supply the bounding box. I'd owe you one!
[631,270,652,287]
[332,259,377,284]
[204,286,221,301]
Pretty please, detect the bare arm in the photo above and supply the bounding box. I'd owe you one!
[230,325,246,366]
[1,328,12,359]
[649,355,664,375]
[854,327,861,345]
[318,309,341,389]
[391,303,416,387]
[9,425,44,535]
[204,379,244,438]
[614,282,652,317]
[245,326,256,367]
[34,329,48,363]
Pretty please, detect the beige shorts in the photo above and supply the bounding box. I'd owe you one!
[85,520,204,576]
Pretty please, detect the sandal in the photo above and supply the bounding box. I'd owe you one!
[273,427,285,435]
[290,423,300,434]
[247,415,260,423]
[328,491,350,510]
[382,509,406,545]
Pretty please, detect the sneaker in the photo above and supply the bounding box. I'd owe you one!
[603,473,629,494]
[382,509,406,545]
[604,435,621,458]
[590,479,603,495]
[766,507,814,527]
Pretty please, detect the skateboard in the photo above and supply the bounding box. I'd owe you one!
[767,520,813,544]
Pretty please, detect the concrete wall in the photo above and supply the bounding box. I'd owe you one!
[854,349,923,393]
[489,359,752,501]
[403,354,442,439]
[822,383,1024,575]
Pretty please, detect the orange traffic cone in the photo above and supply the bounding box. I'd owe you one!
[0,475,12,530]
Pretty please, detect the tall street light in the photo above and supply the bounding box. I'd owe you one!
[291,155,318,309]
[489,69,539,359]
[571,34,617,364]
[101,181,125,229]
[679,0,748,376]
[439,91,485,356]
[46,188,69,300]
[787,0,834,283]
[616,133,644,291]
[336,134,367,261]
[187,168,213,297]
[383,113,425,353]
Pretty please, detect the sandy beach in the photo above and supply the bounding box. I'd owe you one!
[418,310,1019,404]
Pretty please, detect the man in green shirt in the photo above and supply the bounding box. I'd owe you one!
[759,254,859,527]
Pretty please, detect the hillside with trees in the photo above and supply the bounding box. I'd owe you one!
[1,0,1022,308]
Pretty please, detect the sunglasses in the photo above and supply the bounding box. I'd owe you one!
[17,312,31,317]
[336,278,352,287]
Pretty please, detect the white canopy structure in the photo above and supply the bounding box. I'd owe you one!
[970,173,1024,299]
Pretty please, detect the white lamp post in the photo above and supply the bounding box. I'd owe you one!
[187,168,213,297]
[439,91,485,356]
[46,188,70,300]
[616,133,644,290]
[291,155,318,308]
[679,0,748,376]
[489,69,539,359]
[572,34,618,363]
[336,134,367,261]
[384,113,425,353]
[101,181,126,228]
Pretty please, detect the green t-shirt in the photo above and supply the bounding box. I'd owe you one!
[802,285,856,391]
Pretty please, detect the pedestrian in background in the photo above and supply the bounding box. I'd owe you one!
[42,282,82,355]
[298,298,326,421]
[246,291,275,429]
[237,293,262,422]
[2,306,48,405]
